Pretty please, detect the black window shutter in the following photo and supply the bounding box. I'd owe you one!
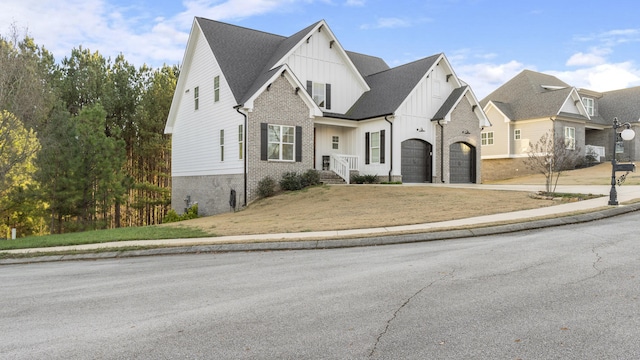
[295,126,302,162]
[365,132,370,165]
[326,84,331,110]
[306,80,312,95]
[260,123,268,161]
[380,130,385,164]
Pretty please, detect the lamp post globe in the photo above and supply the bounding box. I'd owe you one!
[621,128,635,141]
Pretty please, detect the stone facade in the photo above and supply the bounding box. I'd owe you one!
[171,174,244,216]
[246,76,315,202]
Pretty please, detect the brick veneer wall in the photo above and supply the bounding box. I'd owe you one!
[435,95,483,183]
[246,76,315,202]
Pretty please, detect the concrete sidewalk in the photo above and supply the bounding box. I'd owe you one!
[2,185,640,264]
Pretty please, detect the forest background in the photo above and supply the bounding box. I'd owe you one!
[1,26,177,237]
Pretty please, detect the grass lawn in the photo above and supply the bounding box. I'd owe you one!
[0,226,213,251]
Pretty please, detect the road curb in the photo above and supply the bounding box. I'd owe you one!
[3,203,640,265]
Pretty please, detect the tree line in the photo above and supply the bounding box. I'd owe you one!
[0,27,177,237]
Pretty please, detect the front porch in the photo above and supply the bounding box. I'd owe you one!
[320,154,359,184]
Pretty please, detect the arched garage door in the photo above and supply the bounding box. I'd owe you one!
[449,142,476,183]
[401,139,432,183]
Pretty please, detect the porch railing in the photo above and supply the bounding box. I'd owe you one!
[585,145,605,162]
[330,154,359,184]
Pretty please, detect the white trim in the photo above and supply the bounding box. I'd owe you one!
[242,65,323,118]
[559,88,591,120]
[272,20,370,92]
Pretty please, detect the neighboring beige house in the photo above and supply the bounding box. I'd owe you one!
[165,17,490,216]
[480,70,640,181]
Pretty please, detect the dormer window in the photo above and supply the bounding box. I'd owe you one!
[306,81,331,110]
[582,97,594,116]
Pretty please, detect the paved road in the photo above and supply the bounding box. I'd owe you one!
[2,212,640,359]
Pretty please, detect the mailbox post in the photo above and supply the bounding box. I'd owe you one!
[609,117,635,205]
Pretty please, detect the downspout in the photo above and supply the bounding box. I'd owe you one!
[235,105,248,207]
[384,115,393,182]
[438,120,445,183]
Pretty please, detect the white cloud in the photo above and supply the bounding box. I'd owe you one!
[454,60,529,99]
[566,52,606,67]
[174,0,301,27]
[1,0,310,68]
[550,62,640,92]
[566,47,610,67]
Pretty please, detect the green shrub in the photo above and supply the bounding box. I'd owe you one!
[162,209,181,223]
[301,169,320,187]
[183,204,199,220]
[257,176,277,198]
[351,174,378,184]
[279,171,303,191]
[163,204,199,223]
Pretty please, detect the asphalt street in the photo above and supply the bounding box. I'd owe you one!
[2,211,640,359]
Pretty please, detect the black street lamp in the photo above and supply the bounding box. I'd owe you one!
[609,117,635,206]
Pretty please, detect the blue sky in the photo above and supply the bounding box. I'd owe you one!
[2,0,639,98]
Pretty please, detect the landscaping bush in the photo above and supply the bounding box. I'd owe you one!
[351,174,378,184]
[279,171,303,191]
[163,204,199,223]
[301,169,320,187]
[257,176,277,198]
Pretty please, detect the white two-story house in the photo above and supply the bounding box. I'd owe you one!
[165,17,490,215]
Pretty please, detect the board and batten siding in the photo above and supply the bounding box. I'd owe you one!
[172,27,244,177]
[391,62,453,177]
[285,29,367,114]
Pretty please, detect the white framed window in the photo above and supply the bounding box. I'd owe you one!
[564,126,576,150]
[370,131,380,163]
[214,76,220,103]
[582,97,594,116]
[194,86,199,110]
[238,124,244,160]
[268,124,295,161]
[313,82,326,108]
[514,129,521,140]
[481,132,494,146]
[220,129,224,161]
[332,136,339,150]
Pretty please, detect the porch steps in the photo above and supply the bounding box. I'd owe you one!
[319,170,347,184]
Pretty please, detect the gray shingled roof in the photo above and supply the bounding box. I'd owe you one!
[197,17,443,121]
[346,51,390,77]
[432,85,469,121]
[342,54,441,120]
[196,17,287,104]
[597,86,640,125]
[480,69,578,121]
